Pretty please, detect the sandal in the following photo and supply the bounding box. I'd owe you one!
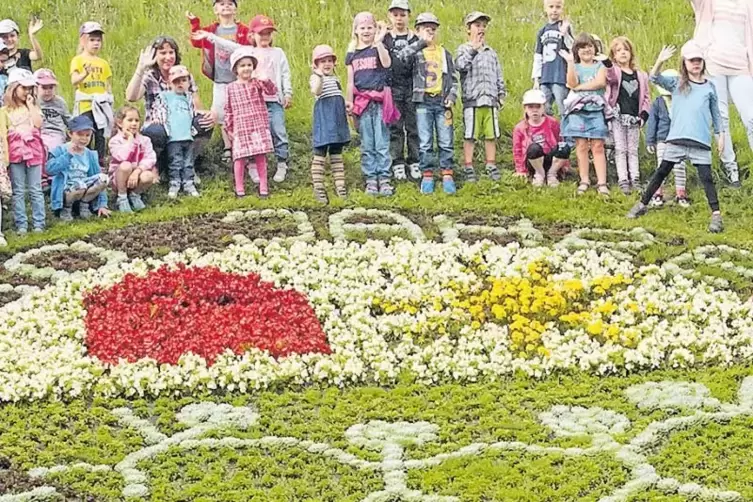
[577,182,590,195]
[597,184,610,196]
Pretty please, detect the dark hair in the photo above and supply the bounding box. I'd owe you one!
[572,32,597,64]
[113,105,141,137]
[150,36,182,69]
[679,57,706,95]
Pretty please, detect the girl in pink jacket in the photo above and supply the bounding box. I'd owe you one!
[108,106,158,213]
[605,36,651,194]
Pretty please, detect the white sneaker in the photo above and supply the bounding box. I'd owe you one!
[249,163,260,184]
[409,163,421,180]
[532,173,545,187]
[273,162,288,183]
[0,234,7,247]
[167,184,180,199]
[184,182,200,197]
[393,164,407,180]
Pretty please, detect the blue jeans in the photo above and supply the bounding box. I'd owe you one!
[542,83,569,117]
[358,101,391,180]
[166,141,195,186]
[9,163,45,232]
[266,102,289,162]
[417,97,454,173]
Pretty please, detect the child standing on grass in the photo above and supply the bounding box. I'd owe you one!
[645,69,689,208]
[35,69,70,192]
[70,22,114,167]
[455,11,506,183]
[383,0,419,181]
[224,47,276,199]
[560,33,610,196]
[604,36,650,194]
[47,115,109,221]
[627,42,725,233]
[531,0,573,116]
[1,69,45,234]
[108,106,158,213]
[513,89,571,186]
[346,12,397,196]
[152,65,200,199]
[0,18,44,72]
[187,0,250,165]
[310,44,350,203]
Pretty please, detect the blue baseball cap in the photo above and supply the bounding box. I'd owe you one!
[69,115,94,132]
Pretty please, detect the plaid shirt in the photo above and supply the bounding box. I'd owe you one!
[455,43,507,109]
[143,69,199,124]
[224,79,276,160]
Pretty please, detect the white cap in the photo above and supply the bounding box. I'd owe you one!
[230,46,257,70]
[681,40,704,60]
[388,0,410,11]
[7,68,37,87]
[522,89,547,105]
[0,19,19,34]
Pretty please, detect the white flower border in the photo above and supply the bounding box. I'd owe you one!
[221,208,316,245]
[556,227,656,256]
[433,215,544,247]
[664,245,753,289]
[329,208,426,242]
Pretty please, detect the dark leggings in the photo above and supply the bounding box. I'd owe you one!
[82,111,106,167]
[525,142,571,174]
[313,143,345,157]
[642,160,719,211]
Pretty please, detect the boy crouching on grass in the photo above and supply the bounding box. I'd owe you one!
[46,115,110,221]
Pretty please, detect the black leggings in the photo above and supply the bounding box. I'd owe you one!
[82,111,106,167]
[642,160,719,211]
[313,143,345,157]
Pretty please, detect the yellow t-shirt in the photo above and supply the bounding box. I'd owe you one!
[70,54,112,113]
[422,45,444,96]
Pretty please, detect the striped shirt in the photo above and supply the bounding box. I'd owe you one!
[310,74,343,100]
[707,0,750,74]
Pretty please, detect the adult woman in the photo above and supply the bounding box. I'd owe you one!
[690,0,753,186]
[125,36,214,159]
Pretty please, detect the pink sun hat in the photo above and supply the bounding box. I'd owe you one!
[34,68,58,86]
[312,44,337,69]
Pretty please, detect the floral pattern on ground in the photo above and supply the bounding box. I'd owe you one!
[24,249,107,273]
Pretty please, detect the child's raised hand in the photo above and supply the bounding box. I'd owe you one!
[419,29,435,44]
[26,93,36,107]
[471,32,484,50]
[191,31,211,41]
[186,11,197,21]
[560,19,571,35]
[28,17,43,35]
[122,129,134,141]
[657,45,676,63]
[559,49,574,63]
[375,21,388,44]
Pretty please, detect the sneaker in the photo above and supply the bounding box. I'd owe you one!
[249,165,260,184]
[420,177,435,194]
[626,201,648,219]
[273,162,288,183]
[464,166,478,183]
[117,196,132,213]
[708,213,723,233]
[619,183,631,196]
[79,203,92,220]
[32,227,44,234]
[486,164,501,181]
[194,173,201,186]
[167,184,180,199]
[442,176,457,195]
[546,170,560,187]
[409,163,421,180]
[60,206,73,222]
[0,234,6,247]
[365,179,379,196]
[648,194,664,207]
[532,173,545,187]
[16,228,27,235]
[675,196,691,208]
[128,193,146,211]
[631,181,643,193]
[728,180,742,189]
[184,182,200,197]
[393,164,407,180]
[379,179,394,196]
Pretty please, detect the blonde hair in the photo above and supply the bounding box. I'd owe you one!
[3,82,30,109]
[348,12,376,52]
[608,36,636,69]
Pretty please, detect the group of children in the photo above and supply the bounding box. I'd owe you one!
[0,0,734,247]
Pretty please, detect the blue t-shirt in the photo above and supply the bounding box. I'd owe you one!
[65,151,91,188]
[0,73,7,97]
[345,47,388,92]
[575,62,605,112]
[535,22,570,85]
[162,91,193,142]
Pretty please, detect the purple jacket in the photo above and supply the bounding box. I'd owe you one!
[605,64,651,120]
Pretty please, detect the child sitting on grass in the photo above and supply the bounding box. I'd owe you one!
[47,115,110,221]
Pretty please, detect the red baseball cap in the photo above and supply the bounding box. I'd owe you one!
[249,15,276,33]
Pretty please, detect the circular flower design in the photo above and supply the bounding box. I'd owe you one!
[83,265,331,364]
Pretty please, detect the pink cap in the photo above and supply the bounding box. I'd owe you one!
[312,44,337,69]
[33,68,58,86]
[353,12,376,34]
[168,65,190,82]
[681,40,704,60]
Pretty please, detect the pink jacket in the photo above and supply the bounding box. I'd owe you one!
[690,0,753,75]
[7,129,45,167]
[605,65,651,120]
[108,133,157,175]
[352,87,401,125]
[512,116,562,174]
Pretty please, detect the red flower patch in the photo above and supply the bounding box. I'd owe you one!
[84,265,331,365]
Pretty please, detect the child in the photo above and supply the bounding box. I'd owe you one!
[456,11,506,182]
[0,69,45,233]
[47,115,109,221]
[513,89,571,186]
[345,12,397,196]
[395,12,458,194]
[560,33,610,196]
[224,47,276,198]
[108,106,158,212]
[0,18,44,72]
[70,22,114,167]
[310,44,350,203]
[152,65,199,199]
[0,162,8,246]
[194,15,293,183]
[0,42,10,98]
[604,36,650,194]
[187,0,250,164]
[627,42,725,233]
[34,69,70,153]
[383,0,419,181]
[531,0,573,116]
[645,69,689,208]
